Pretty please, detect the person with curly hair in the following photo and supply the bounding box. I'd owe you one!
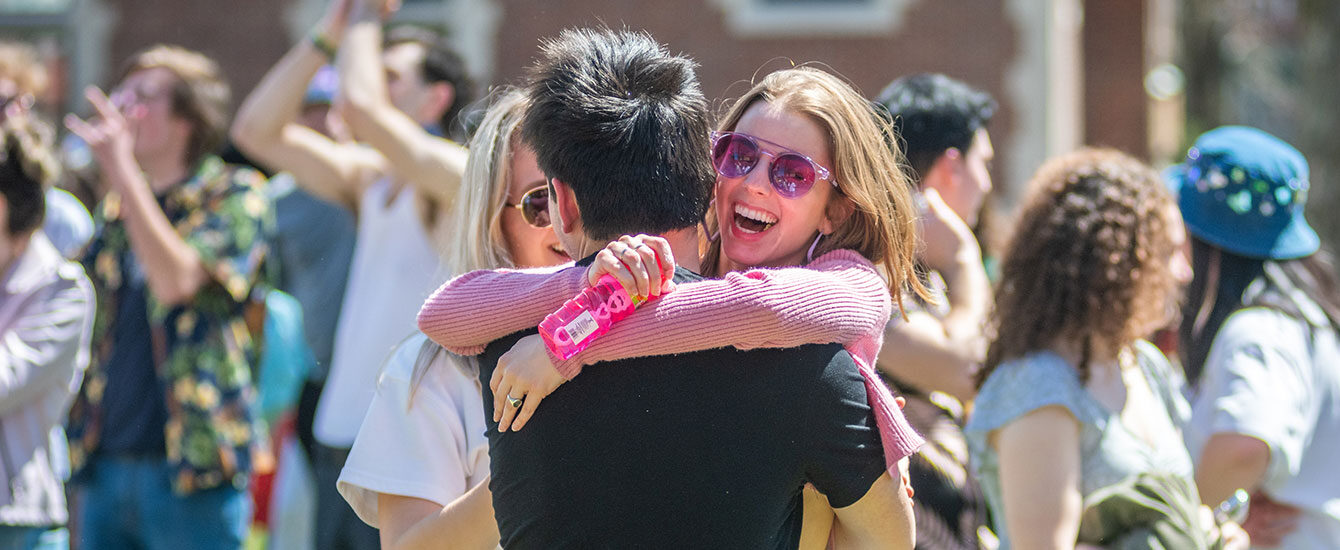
[0,41,94,260]
[963,148,1246,549]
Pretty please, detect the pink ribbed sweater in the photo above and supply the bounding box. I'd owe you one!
[417,249,925,467]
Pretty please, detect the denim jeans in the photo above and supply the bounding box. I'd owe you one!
[0,526,67,550]
[77,457,248,550]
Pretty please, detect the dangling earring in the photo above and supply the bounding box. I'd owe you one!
[702,219,720,242]
[806,233,825,264]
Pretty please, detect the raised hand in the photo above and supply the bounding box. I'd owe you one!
[316,0,355,42]
[353,0,400,20]
[916,187,980,273]
[63,86,138,174]
[1239,491,1300,547]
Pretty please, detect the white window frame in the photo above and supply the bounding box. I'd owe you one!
[710,0,913,37]
[3,0,116,114]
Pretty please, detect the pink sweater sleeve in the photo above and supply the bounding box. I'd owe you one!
[549,249,891,378]
[416,262,585,355]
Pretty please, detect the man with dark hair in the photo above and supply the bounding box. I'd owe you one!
[231,0,473,546]
[433,28,913,548]
[872,73,997,550]
[877,73,996,224]
[383,25,475,141]
[64,45,271,548]
[522,31,715,242]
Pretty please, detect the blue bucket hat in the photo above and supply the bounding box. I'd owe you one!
[1167,126,1318,260]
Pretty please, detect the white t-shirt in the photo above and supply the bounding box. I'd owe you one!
[315,180,450,447]
[1185,306,1340,549]
[338,332,490,528]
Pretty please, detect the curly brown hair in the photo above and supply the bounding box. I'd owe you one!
[0,115,60,235]
[978,148,1178,386]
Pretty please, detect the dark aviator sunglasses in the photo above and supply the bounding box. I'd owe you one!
[506,185,551,228]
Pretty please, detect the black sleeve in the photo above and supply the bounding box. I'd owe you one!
[802,349,888,508]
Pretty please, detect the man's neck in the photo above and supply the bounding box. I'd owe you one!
[574,228,701,273]
[660,228,701,273]
[137,153,191,195]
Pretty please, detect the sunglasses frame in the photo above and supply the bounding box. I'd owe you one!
[505,184,551,228]
[710,131,837,198]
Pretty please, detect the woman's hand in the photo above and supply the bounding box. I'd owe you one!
[1239,491,1300,547]
[916,187,981,274]
[354,0,400,21]
[1200,504,1252,550]
[315,0,354,41]
[586,234,676,300]
[491,334,566,433]
[1218,520,1250,550]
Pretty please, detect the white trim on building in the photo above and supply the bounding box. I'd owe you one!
[1004,0,1083,206]
[711,0,913,37]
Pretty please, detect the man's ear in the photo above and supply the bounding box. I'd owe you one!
[428,82,455,124]
[550,178,582,236]
[921,148,961,195]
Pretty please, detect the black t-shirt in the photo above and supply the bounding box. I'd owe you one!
[97,257,169,457]
[479,264,886,549]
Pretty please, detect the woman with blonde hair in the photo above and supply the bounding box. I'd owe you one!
[963,148,1245,549]
[336,88,567,550]
[418,66,927,546]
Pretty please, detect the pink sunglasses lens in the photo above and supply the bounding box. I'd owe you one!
[712,134,758,179]
[769,154,817,198]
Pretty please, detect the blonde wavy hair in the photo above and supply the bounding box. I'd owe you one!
[442,88,531,274]
[410,88,530,402]
[702,67,928,305]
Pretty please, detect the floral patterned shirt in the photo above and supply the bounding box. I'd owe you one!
[68,155,271,495]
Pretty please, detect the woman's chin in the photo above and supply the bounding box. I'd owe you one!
[548,247,572,265]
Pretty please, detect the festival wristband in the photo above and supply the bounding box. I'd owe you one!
[309,31,338,60]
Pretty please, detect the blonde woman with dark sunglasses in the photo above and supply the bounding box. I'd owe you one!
[336,88,569,550]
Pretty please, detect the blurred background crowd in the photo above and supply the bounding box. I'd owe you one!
[0,0,1337,549]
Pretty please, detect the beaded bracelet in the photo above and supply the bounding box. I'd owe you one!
[309,32,338,60]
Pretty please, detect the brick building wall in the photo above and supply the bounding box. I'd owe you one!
[105,0,292,106]
[35,0,1153,205]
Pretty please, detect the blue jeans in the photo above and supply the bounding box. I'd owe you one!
[0,526,67,550]
[77,457,248,550]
